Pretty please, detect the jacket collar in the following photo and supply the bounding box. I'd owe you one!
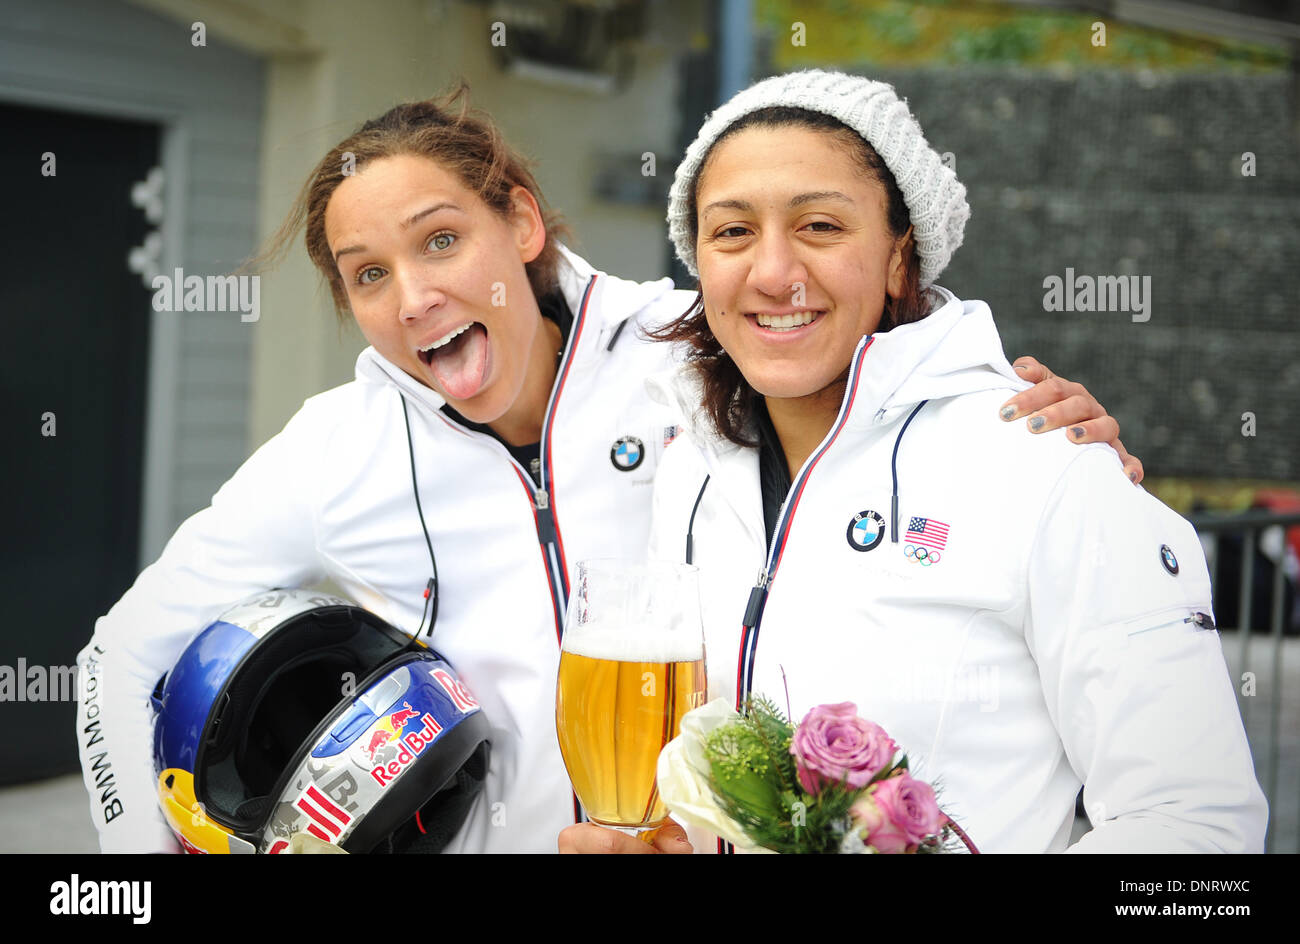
[553,244,677,332]
[847,286,1028,431]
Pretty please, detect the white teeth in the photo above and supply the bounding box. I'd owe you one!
[755,310,819,331]
[419,323,473,353]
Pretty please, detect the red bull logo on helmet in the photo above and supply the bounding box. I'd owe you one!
[369,712,443,786]
[363,730,391,763]
[388,701,421,729]
[359,701,424,765]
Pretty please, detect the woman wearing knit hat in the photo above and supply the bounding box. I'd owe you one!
[559,69,1266,854]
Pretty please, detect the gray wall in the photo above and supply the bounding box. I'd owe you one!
[0,0,265,562]
[861,66,1297,482]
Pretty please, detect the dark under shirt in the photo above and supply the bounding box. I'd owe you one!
[439,291,574,486]
[753,398,794,553]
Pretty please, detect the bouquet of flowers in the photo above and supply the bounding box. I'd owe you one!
[657,696,979,854]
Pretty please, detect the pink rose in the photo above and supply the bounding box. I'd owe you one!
[870,772,946,846]
[790,702,898,795]
[849,793,910,854]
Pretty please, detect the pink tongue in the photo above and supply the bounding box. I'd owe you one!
[429,324,489,400]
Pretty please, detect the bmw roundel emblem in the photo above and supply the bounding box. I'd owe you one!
[846,510,885,552]
[1160,544,1179,575]
[610,436,645,472]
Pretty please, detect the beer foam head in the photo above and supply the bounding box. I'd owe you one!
[562,622,703,663]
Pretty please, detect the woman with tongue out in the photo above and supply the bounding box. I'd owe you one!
[321,106,567,450]
[76,83,1146,856]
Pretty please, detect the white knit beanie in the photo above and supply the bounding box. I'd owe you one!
[667,69,969,288]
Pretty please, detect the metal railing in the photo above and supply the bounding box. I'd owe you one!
[1188,510,1300,854]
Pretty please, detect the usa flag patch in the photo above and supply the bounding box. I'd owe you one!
[905,517,949,551]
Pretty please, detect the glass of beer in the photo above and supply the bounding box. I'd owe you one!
[555,559,707,837]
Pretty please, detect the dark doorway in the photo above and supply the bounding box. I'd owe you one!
[0,101,159,783]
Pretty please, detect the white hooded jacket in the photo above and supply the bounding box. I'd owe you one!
[648,287,1268,853]
[75,246,693,853]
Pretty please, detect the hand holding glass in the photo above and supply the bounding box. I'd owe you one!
[555,559,707,837]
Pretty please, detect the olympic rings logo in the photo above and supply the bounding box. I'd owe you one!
[903,544,941,566]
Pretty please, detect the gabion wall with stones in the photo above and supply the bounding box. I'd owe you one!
[856,66,1296,482]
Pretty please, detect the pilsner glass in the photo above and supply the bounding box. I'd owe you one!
[555,559,707,837]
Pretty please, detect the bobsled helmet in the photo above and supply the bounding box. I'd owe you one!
[151,589,491,854]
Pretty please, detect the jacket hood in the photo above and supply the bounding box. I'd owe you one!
[354,243,677,412]
[866,286,1029,424]
[649,286,1030,450]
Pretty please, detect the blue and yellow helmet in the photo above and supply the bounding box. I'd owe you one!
[151,589,491,854]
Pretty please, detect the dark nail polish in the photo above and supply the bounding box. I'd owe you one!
[999,405,1016,421]
[1071,426,1085,439]
[1029,416,1046,432]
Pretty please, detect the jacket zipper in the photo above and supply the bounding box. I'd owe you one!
[534,273,597,620]
[718,337,874,856]
[429,273,597,828]
[541,273,596,829]
[1128,611,1217,636]
[428,406,571,642]
[429,275,596,648]
[734,336,875,713]
[502,460,566,644]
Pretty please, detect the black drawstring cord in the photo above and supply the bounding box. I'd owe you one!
[890,400,929,542]
[685,474,711,565]
[400,394,439,640]
[605,317,629,351]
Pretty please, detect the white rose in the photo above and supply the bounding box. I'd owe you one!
[655,697,773,854]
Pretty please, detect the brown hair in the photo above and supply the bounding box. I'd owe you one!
[651,107,931,447]
[252,81,568,322]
